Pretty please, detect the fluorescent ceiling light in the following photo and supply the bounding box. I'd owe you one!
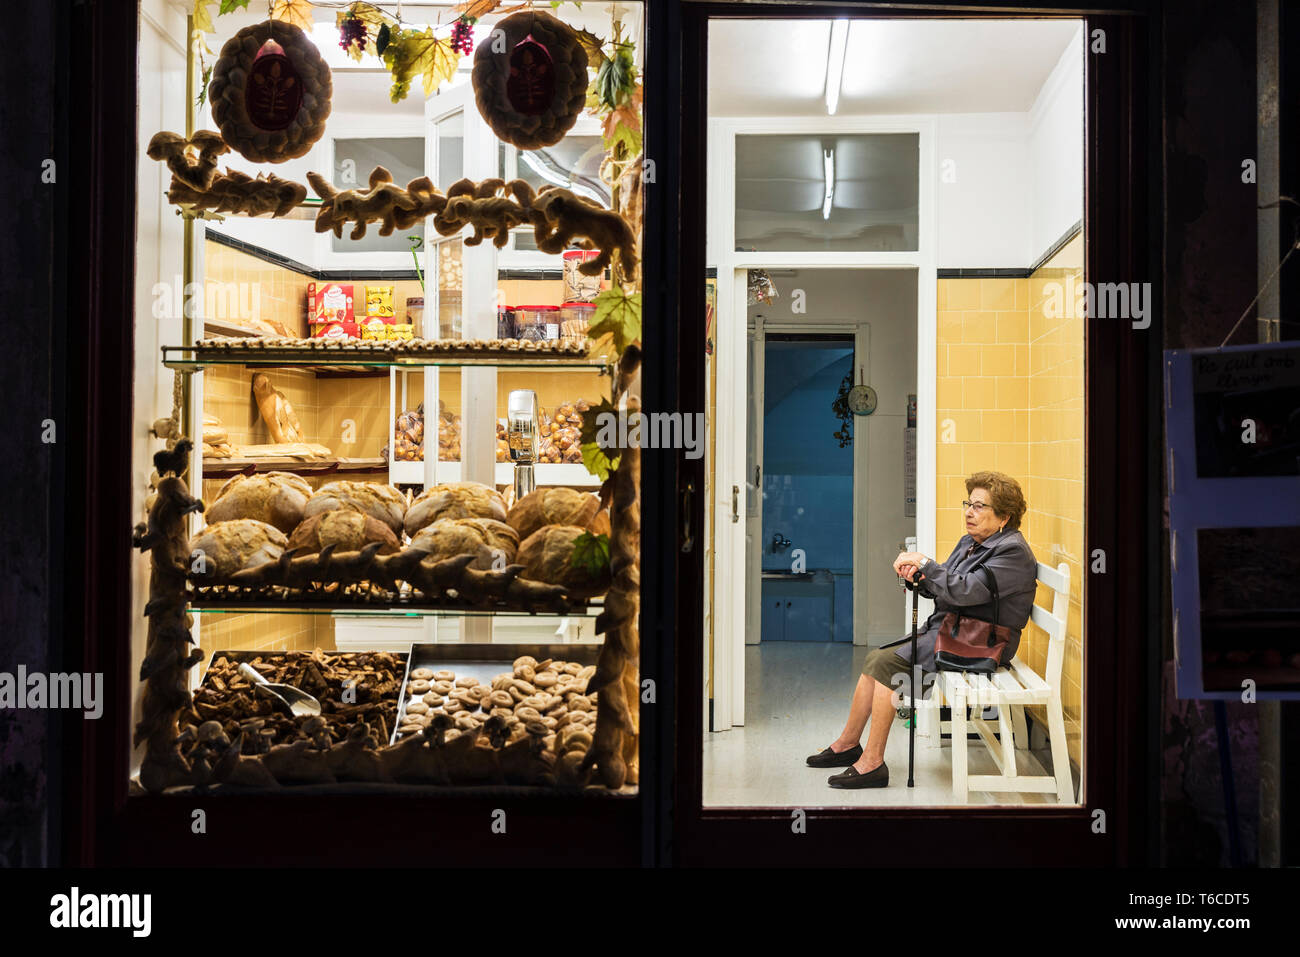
[822,147,835,220]
[519,150,604,205]
[825,20,849,115]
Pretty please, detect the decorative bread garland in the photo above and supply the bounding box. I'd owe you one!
[209,20,333,164]
[471,10,589,150]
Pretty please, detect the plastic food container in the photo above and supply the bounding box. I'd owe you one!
[513,305,561,342]
[497,305,515,339]
[559,301,595,346]
[563,250,603,302]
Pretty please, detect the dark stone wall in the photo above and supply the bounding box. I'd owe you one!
[0,0,59,866]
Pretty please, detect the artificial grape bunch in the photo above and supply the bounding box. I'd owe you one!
[339,15,368,55]
[451,16,476,56]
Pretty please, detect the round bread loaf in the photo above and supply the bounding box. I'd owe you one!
[516,524,610,599]
[205,471,312,534]
[404,481,507,538]
[302,480,406,537]
[506,487,608,542]
[409,518,519,569]
[287,509,401,556]
[188,519,287,581]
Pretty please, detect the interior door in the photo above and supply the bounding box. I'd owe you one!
[745,317,765,646]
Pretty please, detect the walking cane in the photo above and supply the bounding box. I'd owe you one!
[900,570,921,788]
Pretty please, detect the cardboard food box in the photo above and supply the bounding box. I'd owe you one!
[364,285,395,318]
[310,319,360,340]
[357,315,395,335]
[309,282,354,324]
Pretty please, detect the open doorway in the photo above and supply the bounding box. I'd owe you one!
[703,16,1086,809]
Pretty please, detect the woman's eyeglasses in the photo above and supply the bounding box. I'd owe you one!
[961,500,993,513]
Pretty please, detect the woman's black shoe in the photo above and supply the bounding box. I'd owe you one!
[828,762,889,788]
[806,744,863,768]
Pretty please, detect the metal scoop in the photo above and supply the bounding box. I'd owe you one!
[238,662,321,718]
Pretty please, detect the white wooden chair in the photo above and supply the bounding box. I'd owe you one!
[907,561,1075,804]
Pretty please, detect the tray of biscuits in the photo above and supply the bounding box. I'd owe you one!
[392,643,601,748]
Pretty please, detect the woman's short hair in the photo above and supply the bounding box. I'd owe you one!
[966,470,1027,530]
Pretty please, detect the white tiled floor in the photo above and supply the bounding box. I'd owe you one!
[702,641,1062,808]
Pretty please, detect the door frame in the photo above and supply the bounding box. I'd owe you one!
[708,110,937,732]
[673,3,1154,866]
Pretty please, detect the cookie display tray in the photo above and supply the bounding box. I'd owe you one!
[391,642,602,745]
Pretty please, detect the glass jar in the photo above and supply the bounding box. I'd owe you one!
[405,297,424,338]
[513,305,561,342]
[559,301,595,347]
[497,305,515,339]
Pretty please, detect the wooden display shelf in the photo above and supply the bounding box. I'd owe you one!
[202,455,387,478]
[389,460,599,487]
[199,323,390,376]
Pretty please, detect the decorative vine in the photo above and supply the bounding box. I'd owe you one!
[831,371,854,448]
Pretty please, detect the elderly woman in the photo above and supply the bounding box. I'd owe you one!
[807,470,1038,788]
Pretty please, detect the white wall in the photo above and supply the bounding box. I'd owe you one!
[748,268,916,642]
[1028,24,1085,260]
[934,113,1031,268]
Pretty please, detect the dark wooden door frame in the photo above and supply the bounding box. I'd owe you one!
[61,0,678,868]
[669,3,1157,866]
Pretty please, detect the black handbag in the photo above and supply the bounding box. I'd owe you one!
[933,565,1015,675]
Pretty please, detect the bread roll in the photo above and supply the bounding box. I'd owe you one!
[507,487,605,541]
[409,517,519,569]
[206,471,312,533]
[516,525,610,599]
[404,481,508,538]
[303,480,407,537]
[287,509,401,555]
[189,519,287,581]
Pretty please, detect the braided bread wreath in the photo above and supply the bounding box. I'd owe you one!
[209,20,333,164]
[472,10,589,150]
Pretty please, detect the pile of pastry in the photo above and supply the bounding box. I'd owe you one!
[189,474,611,598]
[395,656,597,751]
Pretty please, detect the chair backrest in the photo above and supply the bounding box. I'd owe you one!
[1029,561,1070,685]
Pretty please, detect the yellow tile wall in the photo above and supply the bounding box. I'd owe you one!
[204,241,310,336]
[935,232,1085,770]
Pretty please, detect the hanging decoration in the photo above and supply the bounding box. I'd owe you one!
[472,10,589,150]
[208,20,333,163]
[747,269,780,306]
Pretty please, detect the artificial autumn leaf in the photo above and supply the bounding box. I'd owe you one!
[272,0,315,31]
[575,28,607,68]
[218,0,250,14]
[453,0,503,17]
[580,398,622,481]
[589,288,642,354]
[192,0,216,33]
[603,97,642,156]
[418,32,460,97]
[569,532,611,578]
[197,63,214,108]
[383,28,460,102]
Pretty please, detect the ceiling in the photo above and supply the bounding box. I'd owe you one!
[709,18,1081,116]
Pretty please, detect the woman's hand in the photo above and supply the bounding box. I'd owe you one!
[893,551,929,579]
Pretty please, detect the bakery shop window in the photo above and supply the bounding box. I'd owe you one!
[133,4,645,793]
